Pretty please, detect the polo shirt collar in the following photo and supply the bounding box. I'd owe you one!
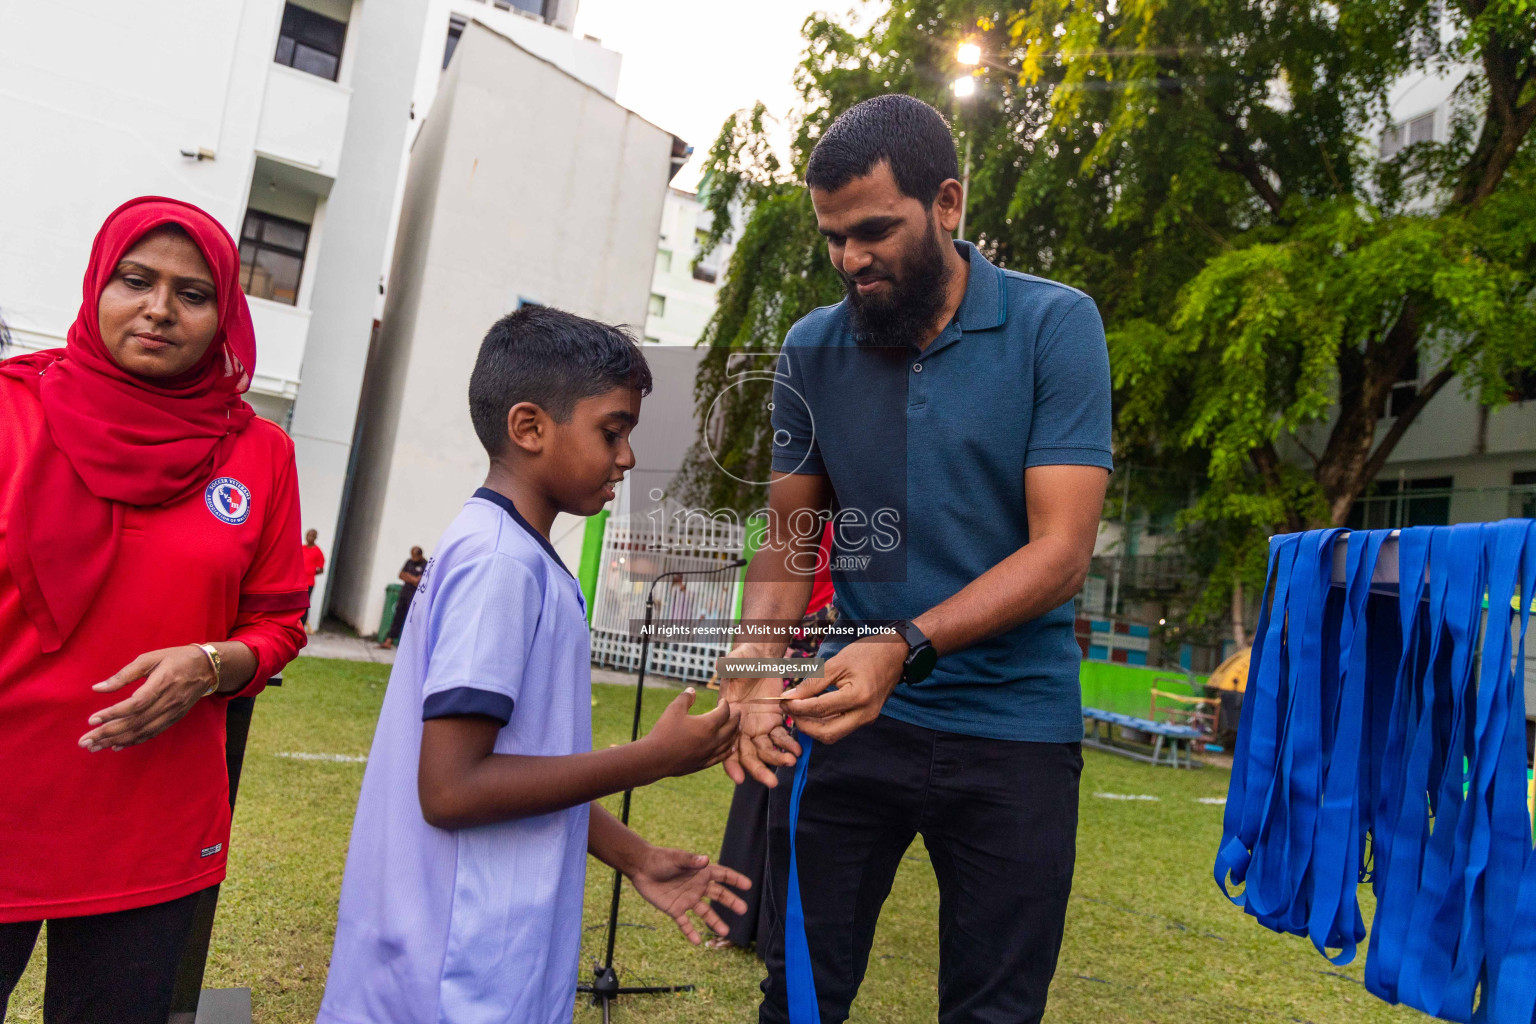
[953,240,1007,333]
[472,487,574,578]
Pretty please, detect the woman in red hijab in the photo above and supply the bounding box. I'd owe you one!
[0,198,308,1021]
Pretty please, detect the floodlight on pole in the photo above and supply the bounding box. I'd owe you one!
[957,42,981,66]
[950,76,976,240]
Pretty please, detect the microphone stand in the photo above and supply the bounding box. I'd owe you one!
[578,558,748,1023]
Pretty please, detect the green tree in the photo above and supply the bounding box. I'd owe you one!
[676,0,1536,615]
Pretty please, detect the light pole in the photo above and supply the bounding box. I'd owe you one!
[952,42,980,240]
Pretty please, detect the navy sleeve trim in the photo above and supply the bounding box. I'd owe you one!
[422,687,515,726]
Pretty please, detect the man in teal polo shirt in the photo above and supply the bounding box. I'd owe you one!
[722,94,1112,1023]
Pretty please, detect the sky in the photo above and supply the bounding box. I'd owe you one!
[572,1,856,190]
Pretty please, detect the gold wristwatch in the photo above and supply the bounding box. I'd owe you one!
[194,643,222,697]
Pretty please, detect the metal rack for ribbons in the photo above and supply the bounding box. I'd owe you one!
[1217,523,1536,1024]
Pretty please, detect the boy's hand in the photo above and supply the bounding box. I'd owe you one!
[719,644,801,788]
[641,688,741,778]
[629,846,751,945]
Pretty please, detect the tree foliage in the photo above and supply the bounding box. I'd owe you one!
[676,0,1536,612]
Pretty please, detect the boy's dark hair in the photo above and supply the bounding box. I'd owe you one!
[805,94,960,204]
[468,305,653,457]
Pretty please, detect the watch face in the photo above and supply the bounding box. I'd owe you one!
[906,645,938,683]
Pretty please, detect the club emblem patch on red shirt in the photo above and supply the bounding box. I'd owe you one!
[205,477,253,525]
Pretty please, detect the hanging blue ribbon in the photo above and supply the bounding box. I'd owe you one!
[1216,522,1536,1024]
[784,733,820,1023]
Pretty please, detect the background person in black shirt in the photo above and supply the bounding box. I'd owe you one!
[380,546,427,649]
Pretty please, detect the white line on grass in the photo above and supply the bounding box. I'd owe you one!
[275,751,368,763]
[1195,797,1227,805]
[1093,792,1160,801]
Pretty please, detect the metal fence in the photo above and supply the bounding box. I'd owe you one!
[589,512,748,684]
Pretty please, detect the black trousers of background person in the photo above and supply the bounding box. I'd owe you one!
[386,584,418,642]
[712,774,773,949]
[758,715,1082,1024]
[0,887,205,1024]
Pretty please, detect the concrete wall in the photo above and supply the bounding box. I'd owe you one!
[332,20,673,631]
[614,345,710,519]
[290,0,433,626]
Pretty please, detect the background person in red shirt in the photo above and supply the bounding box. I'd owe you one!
[302,528,326,633]
[0,197,308,1022]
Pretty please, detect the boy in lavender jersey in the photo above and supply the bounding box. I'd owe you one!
[320,308,746,1024]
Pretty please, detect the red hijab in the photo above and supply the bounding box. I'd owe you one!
[0,197,257,652]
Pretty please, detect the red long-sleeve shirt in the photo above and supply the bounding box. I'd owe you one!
[0,377,308,921]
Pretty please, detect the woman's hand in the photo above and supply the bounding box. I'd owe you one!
[78,644,241,752]
[629,845,751,945]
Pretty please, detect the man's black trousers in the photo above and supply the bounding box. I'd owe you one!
[758,714,1082,1024]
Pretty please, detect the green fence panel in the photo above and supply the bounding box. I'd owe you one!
[578,509,610,624]
[1079,660,1207,717]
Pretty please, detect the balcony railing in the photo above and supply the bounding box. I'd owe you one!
[1347,485,1536,530]
[1090,553,1200,592]
[246,297,310,399]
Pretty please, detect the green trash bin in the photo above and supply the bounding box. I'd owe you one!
[376,582,403,643]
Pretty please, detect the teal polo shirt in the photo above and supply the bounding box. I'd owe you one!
[770,241,1113,743]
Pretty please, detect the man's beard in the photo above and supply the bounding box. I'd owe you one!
[842,222,953,349]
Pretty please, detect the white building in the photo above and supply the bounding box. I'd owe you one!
[642,186,739,346]
[0,0,652,629]
[330,19,682,633]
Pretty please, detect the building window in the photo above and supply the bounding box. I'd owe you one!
[274,3,348,82]
[648,294,666,317]
[443,14,466,69]
[239,211,310,306]
[692,229,718,284]
[1347,475,1454,530]
[656,249,673,274]
[1507,367,1536,403]
[1512,471,1536,519]
[492,0,548,19]
[1380,111,1435,159]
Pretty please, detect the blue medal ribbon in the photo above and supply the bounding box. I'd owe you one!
[1218,522,1536,1023]
[784,733,820,1023]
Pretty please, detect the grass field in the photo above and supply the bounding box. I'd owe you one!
[5,657,1427,1023]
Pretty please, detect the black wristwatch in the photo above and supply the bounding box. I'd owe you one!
[893,620,937,684]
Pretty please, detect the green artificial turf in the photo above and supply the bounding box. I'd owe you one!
[5,657,1426,1023]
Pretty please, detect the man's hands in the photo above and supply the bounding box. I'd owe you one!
[720,645,802,788]
[783,635,906,745]
[78,643,248,752]
[641,688,741,778]
[629,845,752,945]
